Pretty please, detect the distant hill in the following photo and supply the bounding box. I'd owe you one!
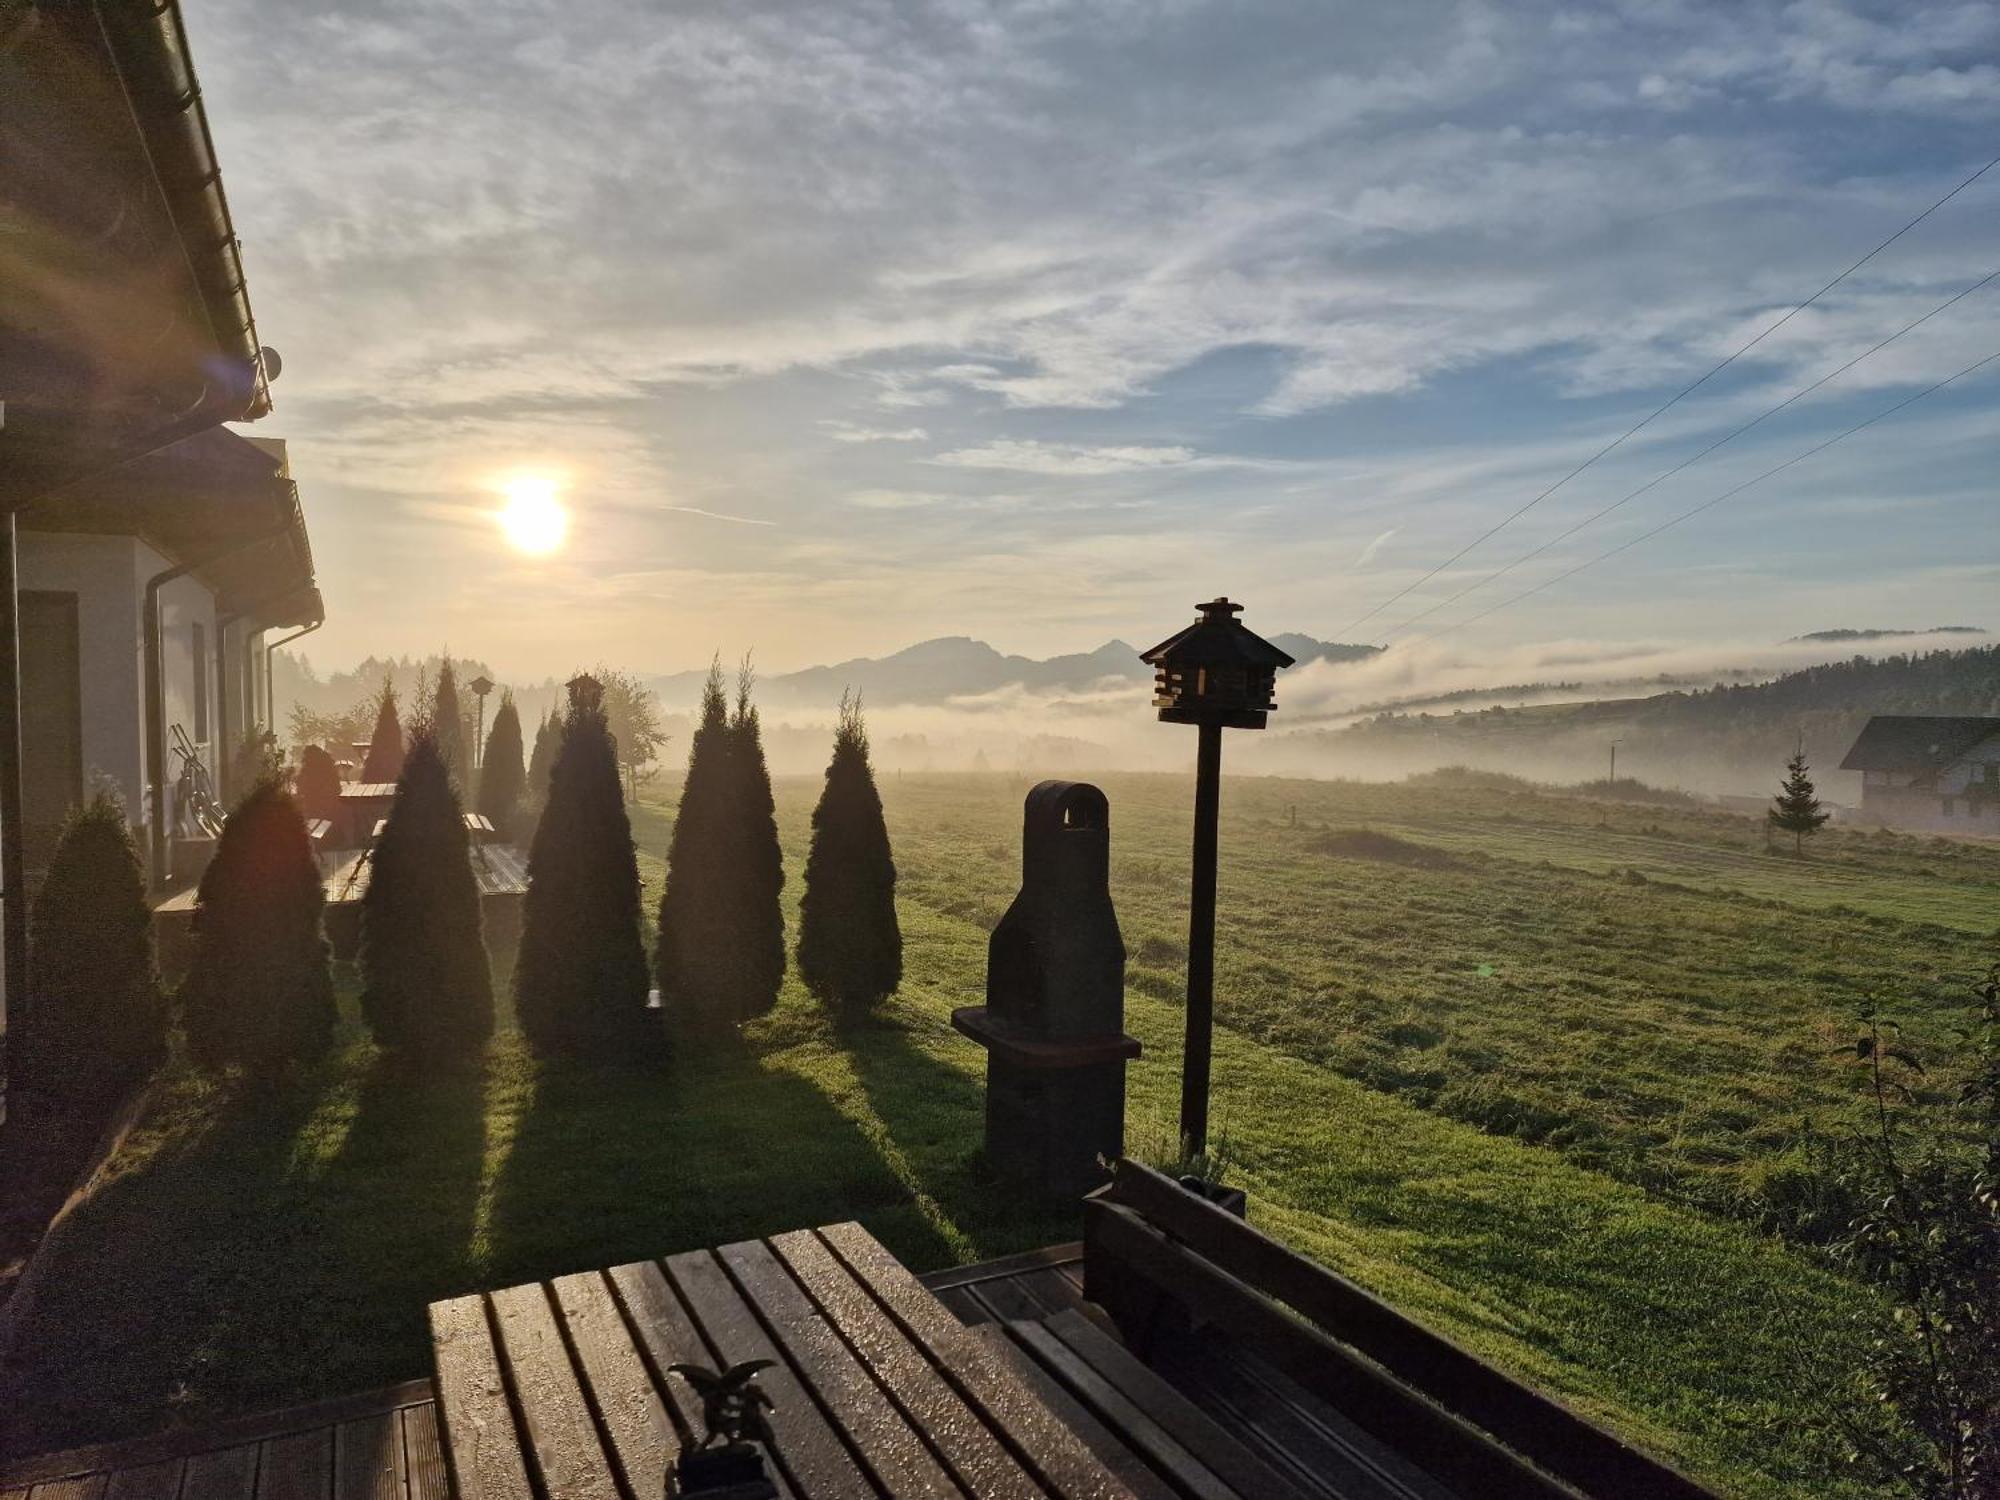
[644,633,1378,714]
[1788,626,1985,643]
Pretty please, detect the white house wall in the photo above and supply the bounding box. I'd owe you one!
[18,532,146,819]
[137,540,221,827]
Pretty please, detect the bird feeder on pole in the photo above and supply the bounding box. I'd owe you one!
[469,674,495,770]
[1140,598,1294,1160]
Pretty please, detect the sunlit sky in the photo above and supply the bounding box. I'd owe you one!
[199,1,1998,679]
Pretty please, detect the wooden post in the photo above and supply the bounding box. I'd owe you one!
[1181,718,1222,1158]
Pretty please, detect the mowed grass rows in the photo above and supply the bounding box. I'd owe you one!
[4,772,1990,1495]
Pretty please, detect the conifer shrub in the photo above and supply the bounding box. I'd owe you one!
[359,676,405,783]
[797,696,901,1018]
[296,744,341,824]
[433,659,469,791]
[182,779,335,1077]
[656,663,735,1030]
[725,666,786,1018]
[524,710,562,829]
[15,795,163,1107]
[361,732,492,1060]
[515,676,650,1056]
[477,693,526,839]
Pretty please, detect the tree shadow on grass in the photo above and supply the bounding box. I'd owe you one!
[839,1005,1086,1271]
[0,1052,343,1456]
[480,1031,940,1291]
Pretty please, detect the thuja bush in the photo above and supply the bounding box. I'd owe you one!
[296,744,341,824]
[15,795,163,1107]
[656,663,735,1030]
[724,667,786,1019]
[359,677,405,783]
[361,732,492,1060]
[797,695,901,1018]
[477,693,526,839]
[182,779,335,1077]
[515,676,650,1056]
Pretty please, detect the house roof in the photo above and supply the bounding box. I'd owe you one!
[1838,716,2000,773]
[18,426,322,628]
[0,0,273,501]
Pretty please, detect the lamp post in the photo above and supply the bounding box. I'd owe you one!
[469,674,495,771]
[1140,597,1294,1159]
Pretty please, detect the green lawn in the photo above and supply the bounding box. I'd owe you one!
[4,771,1990,1497]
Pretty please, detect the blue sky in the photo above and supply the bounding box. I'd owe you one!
[197,0,1999,678]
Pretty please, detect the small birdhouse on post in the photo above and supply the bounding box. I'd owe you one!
[468,673,495,769]
[1140,598,1294,1162]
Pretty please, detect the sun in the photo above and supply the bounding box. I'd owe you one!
[498,475,568,556]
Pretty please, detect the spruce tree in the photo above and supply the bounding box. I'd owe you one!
[182,779,335,1077]
[296,744,342,824]
[434,658,469,791]
[797,696,901,1018]
[360,676,405,783]
[16,795,163,1107]
[361,731,492,1060]
[1769,749,1831,856]
[525,710,562,822]
[656,663,735,1030]
[726,662,786,1018]
[515,675,651,1056]
[477,692,527,840]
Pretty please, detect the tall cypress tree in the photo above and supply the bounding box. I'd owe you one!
[17,794,163,1107]
[182,779,335,1077]
[515,675,651,1056]
[797,696,901,1018]
[726,662,786,1018]
[434,658,468,792]
[362,731,492,1060]
[360,676,405,783]
[527,710,561,803]
[656,662,734,1030]
[1769,749,1831,856]
[478,693,527,840]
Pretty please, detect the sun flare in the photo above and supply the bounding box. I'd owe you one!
[498,475,568,556]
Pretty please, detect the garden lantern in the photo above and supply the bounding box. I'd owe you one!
[1140,597,1294,1159]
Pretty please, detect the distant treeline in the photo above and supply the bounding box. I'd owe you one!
[1323,646,2000,797]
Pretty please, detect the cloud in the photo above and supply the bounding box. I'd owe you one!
[928,440,1201,475]
[819,420,928,443]
[1355,528,1398,569]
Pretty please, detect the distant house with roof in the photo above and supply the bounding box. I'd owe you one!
[1838,715,2000,832]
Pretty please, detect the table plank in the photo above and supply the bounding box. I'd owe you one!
[26,1480,106,1500]
[102,1463,183,1500]
[969,1327,1177,1500]
[401,1405,451,1500]
[552,1270,679,1495]
[817,1223,1134,1500]
[772,1230,1044,1500]
[718,1240,960,1497]
[178,1445,257,1500]
[256,1427,332,1500]
[428,1294,533,1500]
[667,1249,874,1500]
[488,1282,619,1500]
[333,1412,405,1500]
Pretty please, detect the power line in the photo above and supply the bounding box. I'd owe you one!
[1380,264,2000,638]
[1333,152,2000,638]
[1397,346,2000,649]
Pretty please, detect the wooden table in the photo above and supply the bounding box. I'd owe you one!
[428,1223,1136,1499]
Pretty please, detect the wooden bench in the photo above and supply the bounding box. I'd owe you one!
[1084,1160,1719,1500]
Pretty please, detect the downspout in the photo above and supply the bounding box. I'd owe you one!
[145,522,291,889]
[264,620,321,741]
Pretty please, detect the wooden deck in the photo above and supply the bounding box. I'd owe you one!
[922,1245,1458,1500]
[0,1381,443,1500]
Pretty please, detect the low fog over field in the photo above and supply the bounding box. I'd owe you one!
[276,625,1994,802]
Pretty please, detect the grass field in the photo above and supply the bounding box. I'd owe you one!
[3,771,1993,1496]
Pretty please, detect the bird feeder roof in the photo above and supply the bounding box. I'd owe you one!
[1140,598,1297,670]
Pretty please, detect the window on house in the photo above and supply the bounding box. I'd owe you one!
[192,621,209,742]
